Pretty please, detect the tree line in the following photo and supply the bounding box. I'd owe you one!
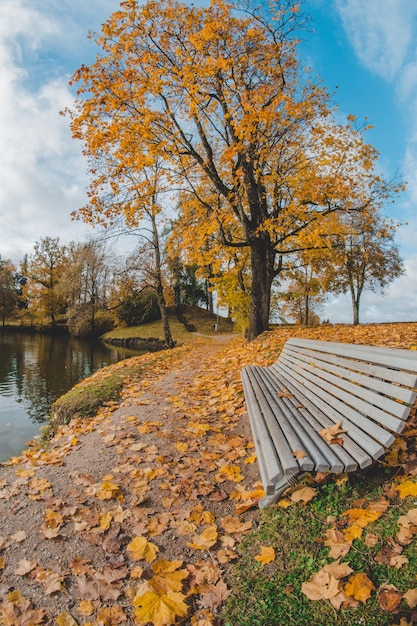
[0,235,210,339]
[0,206,402,338]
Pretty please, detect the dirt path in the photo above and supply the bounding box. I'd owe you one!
[0,338,261,625]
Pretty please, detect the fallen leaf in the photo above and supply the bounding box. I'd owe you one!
[254,546,275,565]
[55,613,78,626]
[127,536,159,562]
[187,525,218,550]
[397,480,417,499]
[378,584,402,611]
[403,588,417,608]
[301,570,341,602]
[133,590,189,626]
[320,421,347,444]
[292,449,307,459]
[290,486,317,504]
[344,573,375,604]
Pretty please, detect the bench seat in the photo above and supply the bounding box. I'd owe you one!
[241,338,417,507]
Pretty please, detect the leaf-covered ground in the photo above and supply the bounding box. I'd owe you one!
[0,323,417,625]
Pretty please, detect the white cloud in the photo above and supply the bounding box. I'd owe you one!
[0,0,121,263]
[334,0,417,80]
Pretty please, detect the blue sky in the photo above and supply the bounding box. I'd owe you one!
[1,0,416,323]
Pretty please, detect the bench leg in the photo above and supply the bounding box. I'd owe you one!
[259,474,300,509]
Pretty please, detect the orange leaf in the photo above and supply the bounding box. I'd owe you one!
[344,573,375,604]
[397,480,417,499]
[254,546,275,565]
[127,536,159,562]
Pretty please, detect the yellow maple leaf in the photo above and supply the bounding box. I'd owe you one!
[344,572,375,604]
[244,454,257,464]
[55,613,78,626]
[133,590,189,626]
[78,600,94,616]
[186,525,218,550]
[254,546,275,565]
[127,536,159,562]
[215,464,244,483]
[397,480,417,499]
[96,480,120,500]
[343,524,363,542]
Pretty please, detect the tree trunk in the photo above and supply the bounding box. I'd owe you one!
[248,239,275,341]
[206,281,214,314]
[151,209,175,349]
[304,293,310,326]
[350,286,361,325]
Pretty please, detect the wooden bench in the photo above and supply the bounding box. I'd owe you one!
[241,338,417,508]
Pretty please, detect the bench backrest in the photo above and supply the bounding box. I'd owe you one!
[273,338,417,440]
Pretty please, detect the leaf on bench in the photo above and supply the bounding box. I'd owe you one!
[320,421,347,445]
[277,390,292,398]
[292,449,307,460]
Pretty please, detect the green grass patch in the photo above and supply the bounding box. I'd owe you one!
[42,359,150,442]
[223,469,417,626]
[103,306,235,343]
[103,315,190,342]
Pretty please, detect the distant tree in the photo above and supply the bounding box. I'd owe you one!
[117,287,160,326]
[0,257,18,325]
[27,236,67,324]
[279,256,325,326]
[171,262,208,309]
[57,240,112,336]
[323,211,404,325]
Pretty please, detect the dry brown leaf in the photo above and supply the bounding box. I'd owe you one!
[377,584,402,611]
[403,588,417,608]
[320,421,347,445]
[290,486,317,504]
[301,570,341,602]
[292,449,307,459]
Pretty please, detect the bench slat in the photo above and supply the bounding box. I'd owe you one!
[286,338,417,375]
[272,360,390,457]
[259,367,359,472]
[279,352,405,434]
[248,367,317,472]
[241,369,282,494]
[270,364,374,468]
[283,345,417,407]
[244,367,304,476]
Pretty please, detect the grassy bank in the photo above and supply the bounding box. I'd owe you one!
[102,305,235,343]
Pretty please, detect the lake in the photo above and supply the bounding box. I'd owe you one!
[0,330,141,462]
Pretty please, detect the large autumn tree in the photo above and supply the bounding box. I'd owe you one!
[68,0,402,340]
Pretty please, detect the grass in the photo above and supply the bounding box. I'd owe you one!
[102,305,235,343]
[222,466,417,626]
[43,358,153,440]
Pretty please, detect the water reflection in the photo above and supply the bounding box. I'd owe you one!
[0,330,141,461]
